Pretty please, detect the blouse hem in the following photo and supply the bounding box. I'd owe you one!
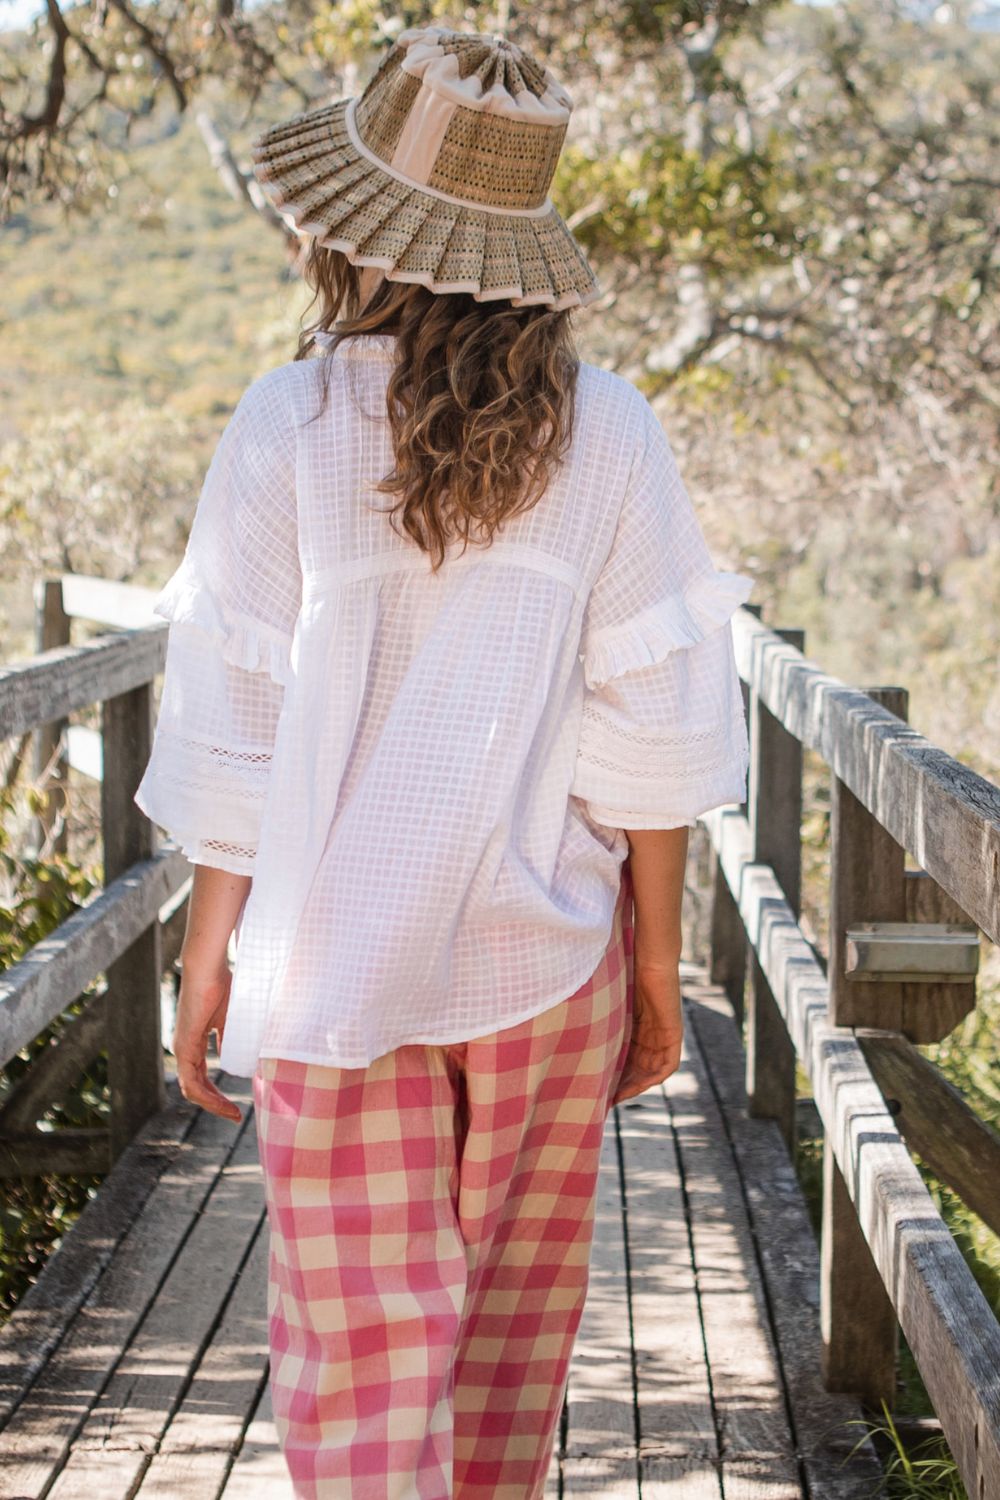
[582,806,699,831]
[239,925,626,1075]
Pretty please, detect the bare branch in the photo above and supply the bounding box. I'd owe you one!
[105,0,188,112]
[10,0,70,139]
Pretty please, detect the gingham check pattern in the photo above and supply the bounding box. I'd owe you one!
[252,861,633,1499]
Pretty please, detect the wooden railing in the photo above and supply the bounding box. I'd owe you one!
[4,575,1000,1492]
[0,576,191,1174]
[705,604,1000,1499]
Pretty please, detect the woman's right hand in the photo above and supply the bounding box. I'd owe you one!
[610,958,684,1106]
[173,962,243,1124]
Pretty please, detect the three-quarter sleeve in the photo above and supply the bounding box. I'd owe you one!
[134,371,301,876]
[571,395,753,830]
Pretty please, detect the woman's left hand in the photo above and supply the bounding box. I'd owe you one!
[172,963,243,1123]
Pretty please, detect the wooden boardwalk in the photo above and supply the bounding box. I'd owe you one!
[0,969,881,1500]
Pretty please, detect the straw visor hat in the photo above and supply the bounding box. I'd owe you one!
[251,25,602,310]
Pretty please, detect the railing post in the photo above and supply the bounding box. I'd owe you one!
[821,684,906,1406]
[708,852,747,1024]
[745,628,803,1154]
[101,682,166,1161]
[708,602,758,1025]
[32,578,71,855]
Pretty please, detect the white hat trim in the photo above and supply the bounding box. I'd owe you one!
[398,37,573,123]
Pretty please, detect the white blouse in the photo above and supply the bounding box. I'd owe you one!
[134,332,753,1076]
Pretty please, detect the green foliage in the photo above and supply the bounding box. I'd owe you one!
[842,1401,968,1499]
[0,786,106,1321]
[558,128,802,273]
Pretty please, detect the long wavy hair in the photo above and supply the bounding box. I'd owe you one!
[294,242,581,572]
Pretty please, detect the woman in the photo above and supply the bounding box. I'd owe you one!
[135,23,752,1499]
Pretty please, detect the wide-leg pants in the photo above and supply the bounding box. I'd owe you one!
[252,857,634,1500]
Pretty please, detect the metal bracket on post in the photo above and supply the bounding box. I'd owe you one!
[844,922,980,983]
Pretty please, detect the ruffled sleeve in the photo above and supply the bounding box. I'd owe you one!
[133,370,301,875]
[571,395,753,830]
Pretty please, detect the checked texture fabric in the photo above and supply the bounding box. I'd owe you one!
[252,858,634,1498]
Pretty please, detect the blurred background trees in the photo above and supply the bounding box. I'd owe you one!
[2,0,997,771]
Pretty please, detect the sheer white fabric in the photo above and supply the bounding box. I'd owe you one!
[134,333,753,1074]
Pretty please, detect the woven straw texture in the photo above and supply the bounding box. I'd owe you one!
[251,27,601,309]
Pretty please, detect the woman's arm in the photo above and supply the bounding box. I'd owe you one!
[626,825,688,969]
[172,865,252,1122]
[610,825,688,1105]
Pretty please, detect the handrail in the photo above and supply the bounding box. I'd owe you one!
[0,625,166,742]
[705,804,1000,1492]
[733,609,1000,943]
[0,843,189,1067]
[705,605,1000,1500]
[1,576,186,1170]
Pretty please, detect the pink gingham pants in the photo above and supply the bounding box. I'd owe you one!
[252,858,634,1499]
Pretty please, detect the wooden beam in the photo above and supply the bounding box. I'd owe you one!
[708,848,746,1023]
[102,684,166,1159]
[0,1129,110,1179]
[731,611,1000,946]
[820,1130,897,1407]
[703,804,1000,1497]
[0,843,190,1067]
[31,578,71,854]
[900,871,979,1042]
[0,993,107,1136]
[59,573,159,629]
[0,625,166,742]
[745,626,803,1151]
[857,1029,1000,1241]
[828,686,908,1031]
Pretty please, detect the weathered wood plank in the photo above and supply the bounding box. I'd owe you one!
[0,1127,110,1179]
[667,1007,802,1499]
[731,610,1000,945]
[134,1225,270,1499]
[617,1085,722,1497]
[60,574,160,630]
[0,1078,253,1495]
[858,1028,1000,1240]
[820,1129,898,1407]
[708,846,747,1023]
[899,870,980,1041]
[0,994,108,1136]
[102,681,166,1156]
[704,803,1000,1499]
[43,1114,264,1499]
[745,629,802,1148]
[31,577,71,854]
[0,1078,198,1426]
[683,974,883,1497]
[562,1113,640,1496]
[219,1381,293,1499]
[828,687,909,1032]
[825,689,904,1403]
[0,841,190,1066]
[0,624,166,742]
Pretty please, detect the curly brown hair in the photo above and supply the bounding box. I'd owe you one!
[294,242,581,572]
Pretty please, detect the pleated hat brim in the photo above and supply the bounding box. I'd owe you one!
[251,97,601,311]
